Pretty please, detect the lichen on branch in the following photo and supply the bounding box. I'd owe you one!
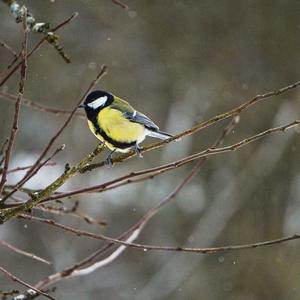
[2,0,73,63]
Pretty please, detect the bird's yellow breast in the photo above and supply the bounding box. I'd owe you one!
[99,107,145,142]
[87,107,146,152]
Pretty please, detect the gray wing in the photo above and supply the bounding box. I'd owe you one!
[123,111,159,131]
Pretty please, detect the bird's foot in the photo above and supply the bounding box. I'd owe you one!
[104,156,113,167]
[104,150,116,167]
[134,144,143,158]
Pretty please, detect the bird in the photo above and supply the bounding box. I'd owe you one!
[79,90,173,166]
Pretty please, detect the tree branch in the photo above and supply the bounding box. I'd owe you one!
[0,240,52,265]
[1,0,75,63]
[19,214,300,255]
[0,39,18,57]
[0,8,28,196]
[38,119,299,203]
[111,0,128,9]
[0,266,56,300]
[0,92,85,118]
[0,12,78,87]
[0,144,105,223]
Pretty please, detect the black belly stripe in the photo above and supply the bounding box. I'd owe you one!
[89,116,136,149]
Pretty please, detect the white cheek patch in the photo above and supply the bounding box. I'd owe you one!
[87,96,108,109]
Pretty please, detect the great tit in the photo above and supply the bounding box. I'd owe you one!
[79,90,173,165]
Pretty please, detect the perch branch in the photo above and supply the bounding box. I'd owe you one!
[0,81,299,220]
[81,80,300,172]
[39,119,299,203]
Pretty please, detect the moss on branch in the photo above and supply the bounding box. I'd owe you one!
[0,144,104,223]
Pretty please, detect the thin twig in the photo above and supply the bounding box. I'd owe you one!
[0,12,78,88]
[0,138,9,166]
[0,240,52,265]
[19,214,300,254]
[0,144,105,222]
[0,50,22,80]
[4,162,56,174]
[0,8,28,195]
[0,92,85,118]
[0,39,18,57]
[36,203,107,227]
[0,266,56,300]
[1,144,65,204]
[111,0,128,9]
[2,0,75,63]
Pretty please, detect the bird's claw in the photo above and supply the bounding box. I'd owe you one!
[104,156,114,167]
[104,150,116,167]
[134,144,143,158]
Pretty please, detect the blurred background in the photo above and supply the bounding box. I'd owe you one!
[0,0,300,299]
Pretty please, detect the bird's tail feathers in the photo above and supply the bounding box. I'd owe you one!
[146,129,173,140]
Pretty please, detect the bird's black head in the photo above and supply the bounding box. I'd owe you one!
[79,90,114,114]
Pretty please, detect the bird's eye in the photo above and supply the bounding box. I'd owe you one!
[87,96,108,109]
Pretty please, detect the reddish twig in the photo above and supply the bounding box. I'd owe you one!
[0,266,56,300]
[0,39,18,57]
[0,12,78,88]
[19,214,300,254]
[0,92,85,118]
[0,50,22,80]
[111,0,128,9]
[5,162,56,174]
[0,138,9,166]
[36,202,107,227]
[0,9,28,195]
[1,144,65,203]
[0,240,52,265]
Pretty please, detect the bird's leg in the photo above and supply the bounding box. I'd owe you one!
[104,149,116,167]
[134,143,143,158]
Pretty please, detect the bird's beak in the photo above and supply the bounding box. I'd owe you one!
[78,104,86,108]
